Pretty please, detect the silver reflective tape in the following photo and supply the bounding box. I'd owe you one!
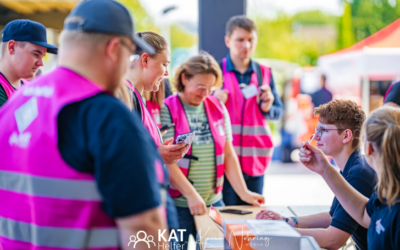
[0,217,119,248]
[231,125,242,134]
[241,147,273,157]
[0,170,101,201]
[231,125,270,135]
[177,158,190,169]
[160,189,167,207]
[234,147,273,157]
[242,126,271,135]
[216,154,224,165]
[216,177,224,187]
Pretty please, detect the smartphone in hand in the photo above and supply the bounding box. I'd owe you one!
[175,132,195,145]
[160,123,175,132]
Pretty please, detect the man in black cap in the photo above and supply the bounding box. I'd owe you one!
[0,19,58,107]
[0,1,169,249]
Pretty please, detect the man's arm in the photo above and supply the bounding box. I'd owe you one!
[288,212,332,229]
[117,207,168,250]
[296,226,351,250]
[261,72,283,121]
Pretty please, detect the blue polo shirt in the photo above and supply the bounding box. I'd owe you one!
[329,149,377,250]
[366,192,400,249]
[223,54,284,121]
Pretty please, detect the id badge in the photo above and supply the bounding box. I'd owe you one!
[218,125,225,136]
[241,85,258,99]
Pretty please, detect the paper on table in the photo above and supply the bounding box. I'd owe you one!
[204,238,224,249]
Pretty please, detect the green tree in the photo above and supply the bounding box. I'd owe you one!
[254,11,338,66]
[351,0,400,42]
[116,0,158,32]
[338,0,354,49]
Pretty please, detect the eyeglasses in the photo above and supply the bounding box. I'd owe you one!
[195,84,216,93]
[314,126,346,137]
[119,39,141,66]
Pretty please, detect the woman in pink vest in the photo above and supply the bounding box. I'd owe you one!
[123,31,189,232]
[161,52,265,248]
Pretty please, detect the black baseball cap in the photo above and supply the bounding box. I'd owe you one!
[64,0,155,55]
[2,19,58,54]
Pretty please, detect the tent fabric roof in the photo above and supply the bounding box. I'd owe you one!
[333,18,400,54]
[0,0,78,14]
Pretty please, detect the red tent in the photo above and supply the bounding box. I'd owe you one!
[318,18,400,114]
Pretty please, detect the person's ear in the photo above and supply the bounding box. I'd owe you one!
[224,36,231,49]
[141,53,150,68]
[8,40,17,55]
[343,129,353,144]
[181,73,188,87]
[105,38,120,62]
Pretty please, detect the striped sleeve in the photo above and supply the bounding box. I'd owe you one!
[160,104,175,141]
[220,101,233,142]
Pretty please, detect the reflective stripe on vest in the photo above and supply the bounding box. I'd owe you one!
[0,67,119,249]
[164,94,226,197]
[222,58,274,176]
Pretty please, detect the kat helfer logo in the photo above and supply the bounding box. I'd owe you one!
[128,229,187,249]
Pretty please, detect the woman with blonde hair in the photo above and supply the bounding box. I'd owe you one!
[123,31,189,232]
[161,52,265,248]
[298,106,400,249]
[124,31,189,164]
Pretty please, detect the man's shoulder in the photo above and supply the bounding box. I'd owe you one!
[345,155,377,184]
[60,92,138,125]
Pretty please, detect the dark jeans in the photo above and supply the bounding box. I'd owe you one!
[175,200,225,250]
[167,194,179,230]
[222,173,264,205]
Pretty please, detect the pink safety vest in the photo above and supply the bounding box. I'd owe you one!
[222,58,274,176]
[125,81,162,147]
[0,73,28,101]
[164,94,226,197]
[147,99,162,128]
[0,67,120,250]
[0,73,15,99]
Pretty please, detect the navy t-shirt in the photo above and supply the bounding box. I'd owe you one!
[57,93,163,218]
[366,192,400,250]
[384,81,400,106]
[311,87,333,108]
[329,149,377,250]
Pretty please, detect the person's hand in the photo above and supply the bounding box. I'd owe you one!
[158,138,190,165]
[299,142,332,176]
[160,130,168,137]
[257,85,274,112]
[213,89,229,104]
[187,192,207,215]
[256,210,283,220]
[240,191,265,206]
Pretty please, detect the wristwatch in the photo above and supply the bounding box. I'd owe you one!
[291,217,299,228]
[283,216,289,223]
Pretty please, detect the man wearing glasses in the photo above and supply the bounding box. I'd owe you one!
[257,100,376,250]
